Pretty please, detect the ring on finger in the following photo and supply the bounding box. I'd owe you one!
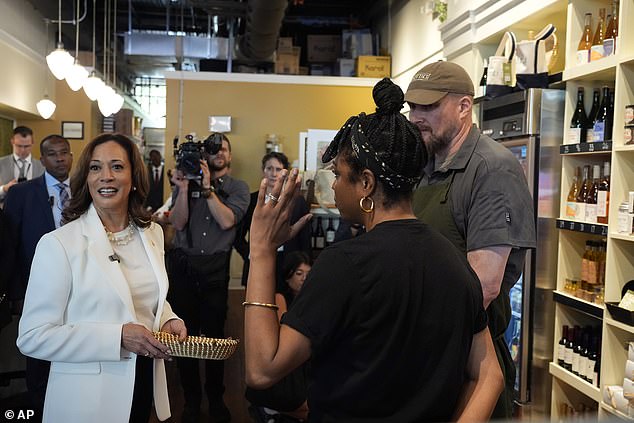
[265,193,279,203]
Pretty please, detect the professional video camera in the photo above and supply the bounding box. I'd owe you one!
[173,132,223,180]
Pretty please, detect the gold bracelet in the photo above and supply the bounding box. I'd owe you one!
[242,301,279,310]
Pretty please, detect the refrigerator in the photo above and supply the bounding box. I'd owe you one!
[479,88,563,413]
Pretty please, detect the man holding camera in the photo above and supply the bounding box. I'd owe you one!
[0,126,44,207]
[168,133,249,423]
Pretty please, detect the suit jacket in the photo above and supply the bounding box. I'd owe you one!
[3,175,55,300]
[17,204,179,422]
[145,164,164,211]
[0,154,45,205]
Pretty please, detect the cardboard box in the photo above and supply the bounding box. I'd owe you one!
[342,29,374,59]
[277,37,294,54]
[356,56,391,78]
[336,58,355,76]
[275,46,300,75]
[307,35,341,62]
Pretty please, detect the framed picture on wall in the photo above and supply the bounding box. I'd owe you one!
[61,121,84,139]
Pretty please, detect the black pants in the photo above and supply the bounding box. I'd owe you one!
[26,357,50,423]
[167,251,230,409]
[129,356,153,423]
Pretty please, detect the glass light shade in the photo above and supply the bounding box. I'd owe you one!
[98,86,116,116]
[66,62,89,91]
[83,73,105,101]
[36,97,56,119]
[110,92,124,114]
[46,46,74,80]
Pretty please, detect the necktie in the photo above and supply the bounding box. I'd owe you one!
[57,182,69,210]
[154,168,159,184]
[17,158,26,180]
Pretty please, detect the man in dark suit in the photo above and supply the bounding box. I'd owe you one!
[4,134,72,422]
[145,149,164,211]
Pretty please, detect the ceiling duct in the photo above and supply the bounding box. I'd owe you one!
[236,0,288,62]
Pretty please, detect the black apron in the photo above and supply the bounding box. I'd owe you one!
[412,169,515,419]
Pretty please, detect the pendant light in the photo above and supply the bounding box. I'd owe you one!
[109,0,124,114]
[37,21,56,119]
[66,0,89,91]
[46,0,74,80]
[83,0,104,100]
[98,0,115,116]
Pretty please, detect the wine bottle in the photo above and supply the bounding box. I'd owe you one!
[564,326,575,371]
[479,60,488,98]
[569,88,588,144]
[588,241,599,285]
[566,167,581,219]
[577,13,593,65]
[579,330,590,380]
[592,86,611,142]
[581,241,592,285]
[558,325,569,366]
[325,217,336,246]
[587,336,598,384]
[597,161,610,224]
[315,216,325,249]
[576,165,591,220]
[587,89,600,141]
[603,0,618,56]
[584,165,599,223]
[572,327,584,375]
[590,8,606,61]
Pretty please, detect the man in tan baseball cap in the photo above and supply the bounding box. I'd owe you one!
[407,60,536,420]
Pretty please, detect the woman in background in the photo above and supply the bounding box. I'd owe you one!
[17,133,186,423]
[235,152,311,286]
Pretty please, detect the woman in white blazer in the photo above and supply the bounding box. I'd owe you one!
[17,133,187,423]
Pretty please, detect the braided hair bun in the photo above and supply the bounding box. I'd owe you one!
[373,78,404,115]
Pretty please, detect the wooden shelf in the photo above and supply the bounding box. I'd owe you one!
[553,290,604,319]
[613,145,634,153]
[556,219,609,236]
[549,362,602,402]
[611,233,634,242]
[560,141,612,155]
[563,55,619,82]
[605,316,634,335]
[600,401,634,420]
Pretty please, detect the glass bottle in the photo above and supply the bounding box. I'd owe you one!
[577,13,593,65]
[325,217,336,246]
[564,325,575,371]
[566,167,581,219]
[314,216,325,249]
[603,0,618,56]
[592,86,611,142]
[576,165,591,220]
[581,241,592,284]
[479,60,488,98]
[558,325,569,366]
[579,331,590,380]
[587,89,601,141]
[597,161,610,224]
[590,8,606,61]
[572,326,582,375]
[569,88,588,144]
[584,165,599,223]
[587,335,598,384]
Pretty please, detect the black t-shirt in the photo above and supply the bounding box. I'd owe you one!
[281,219,487,422]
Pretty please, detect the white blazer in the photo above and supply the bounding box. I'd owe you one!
[17,204,179,422]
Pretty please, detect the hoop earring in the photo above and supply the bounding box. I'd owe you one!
[359,196,374,213]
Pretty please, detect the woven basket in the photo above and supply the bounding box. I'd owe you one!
[153,332,239,360]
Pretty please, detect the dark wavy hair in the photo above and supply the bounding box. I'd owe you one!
[281,251,312,282]
[261,151,289,170]
[335,78,427,208]
[62,133,151,228]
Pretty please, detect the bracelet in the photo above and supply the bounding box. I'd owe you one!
[242,301,279,310]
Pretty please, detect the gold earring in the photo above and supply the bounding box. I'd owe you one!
[359,196,374,213]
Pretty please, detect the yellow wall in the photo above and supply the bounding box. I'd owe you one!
[17,80,101,160]
[165,77,377,190]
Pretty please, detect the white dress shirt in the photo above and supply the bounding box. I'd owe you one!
[14,153,34,180]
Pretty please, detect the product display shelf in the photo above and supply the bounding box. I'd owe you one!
[549,362,602,401]
[600,401,634,420]
[553,289,604,318]
[552,0,634,419]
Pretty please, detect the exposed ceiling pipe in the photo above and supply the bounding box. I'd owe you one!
[236,0,288,62]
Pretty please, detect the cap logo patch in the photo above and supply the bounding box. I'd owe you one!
[414,72,431,80]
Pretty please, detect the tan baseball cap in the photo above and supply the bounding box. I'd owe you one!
[404,61,475,105]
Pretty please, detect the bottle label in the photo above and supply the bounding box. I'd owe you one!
[593,121,605,142]
[587,359,596,380]
[558,344,566,362]
[568,128,582,144]
[316,237,325,249]
[566,201,578,219]
[572,353,580,373]
[590,45,605,62]
[576,202,586,221]
[587,128,594,142]
[588,261,598,284]
[576,49,590,65]
[581,258,589,283]
[603,38,615,56]
[564,348,573,365]
[585,204,597,223]
[597,191,608,217]
[578,356,587,378]
[326,231,335,243]
[593,371,599,387]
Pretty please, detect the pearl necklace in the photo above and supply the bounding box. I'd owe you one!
[105,222,136,246]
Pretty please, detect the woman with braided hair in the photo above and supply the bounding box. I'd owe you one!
[244,78,503,422]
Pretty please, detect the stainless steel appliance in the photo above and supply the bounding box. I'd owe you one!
[479,88,563,413]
